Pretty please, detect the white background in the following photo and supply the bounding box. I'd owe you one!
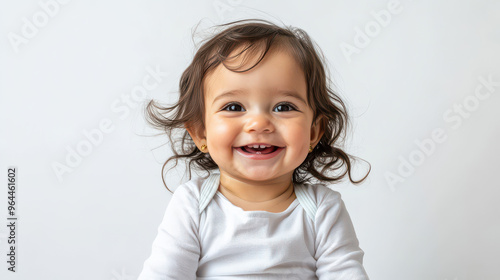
[1,0,499,279]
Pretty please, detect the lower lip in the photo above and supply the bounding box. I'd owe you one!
[234,147,284,160]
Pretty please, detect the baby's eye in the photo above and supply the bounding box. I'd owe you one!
[274,102,297,112]
[222,103,245,112]
[221,102,298,112]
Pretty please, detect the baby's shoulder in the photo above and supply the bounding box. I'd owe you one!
[297,183,346,224]
[170,176,205,203]
[298,182,342,206]
[297,183,344,218]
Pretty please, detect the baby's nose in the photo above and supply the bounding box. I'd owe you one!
[244,114,274,133]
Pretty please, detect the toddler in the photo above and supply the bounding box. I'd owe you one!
[138,18,370,279]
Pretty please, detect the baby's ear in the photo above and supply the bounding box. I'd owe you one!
[310,116,325,146]
[185,122,206,145]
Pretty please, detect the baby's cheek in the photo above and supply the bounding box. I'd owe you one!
[288,123,310,143]
[206,119,224,134]
[206,122,238,149]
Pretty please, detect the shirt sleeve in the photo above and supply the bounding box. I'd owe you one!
[314,188,369,280]
[137,184,201,280]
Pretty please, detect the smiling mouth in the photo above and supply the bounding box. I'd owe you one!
[236,146,280,154]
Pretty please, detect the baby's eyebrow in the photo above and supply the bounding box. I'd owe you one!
[212,89,307,105]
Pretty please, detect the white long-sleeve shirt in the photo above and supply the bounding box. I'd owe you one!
[138,173,369,279]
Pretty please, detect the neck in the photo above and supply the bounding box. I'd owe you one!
[218,172,294,203]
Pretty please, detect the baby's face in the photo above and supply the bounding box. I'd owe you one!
[202,47,322,183]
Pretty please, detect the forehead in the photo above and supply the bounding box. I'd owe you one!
[203,46,307,103]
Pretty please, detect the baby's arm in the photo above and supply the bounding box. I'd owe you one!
[138,185,200,280]
[314,189,369,280]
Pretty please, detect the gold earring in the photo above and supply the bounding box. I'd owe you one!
[309,144,313,153]
[200,144,207,151]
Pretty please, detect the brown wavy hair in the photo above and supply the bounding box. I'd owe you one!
[144,19,370,193]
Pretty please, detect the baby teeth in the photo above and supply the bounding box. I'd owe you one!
[247,145,270,148]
